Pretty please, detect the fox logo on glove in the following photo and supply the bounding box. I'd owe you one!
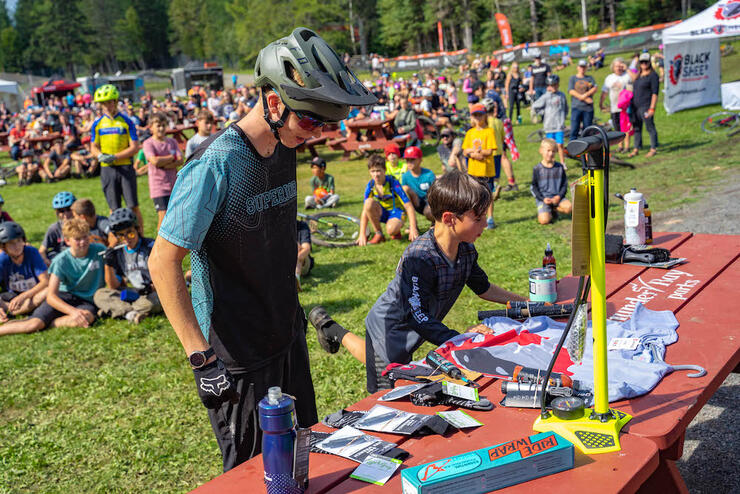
[199,375,231,396]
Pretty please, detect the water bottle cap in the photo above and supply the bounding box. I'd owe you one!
[268,386,282,405]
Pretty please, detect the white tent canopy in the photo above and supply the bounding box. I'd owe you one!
[662,1,740,113]
[0,79,22,112]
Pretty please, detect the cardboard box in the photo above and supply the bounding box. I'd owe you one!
[401,432,573,494]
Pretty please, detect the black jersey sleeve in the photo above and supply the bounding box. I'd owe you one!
[466,258,491,295]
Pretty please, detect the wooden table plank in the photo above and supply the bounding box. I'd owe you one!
[606,234,740,321]
[615,258,740,452]
[328,383,659,493]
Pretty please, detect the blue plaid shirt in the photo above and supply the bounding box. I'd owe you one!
[365,229,490,365]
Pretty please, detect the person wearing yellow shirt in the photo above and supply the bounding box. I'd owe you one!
[90,84,143,231]
[462,103,497,229]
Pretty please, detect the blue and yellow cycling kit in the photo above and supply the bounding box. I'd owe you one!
[91,113,138,166]
[364,175,409,211]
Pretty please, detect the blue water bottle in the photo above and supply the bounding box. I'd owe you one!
[259,386,305,494]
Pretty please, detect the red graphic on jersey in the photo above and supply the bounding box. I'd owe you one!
[715,0,740,20]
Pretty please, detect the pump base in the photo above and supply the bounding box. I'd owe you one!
[533,407,631,454]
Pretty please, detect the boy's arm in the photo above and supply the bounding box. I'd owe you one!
[531,93,546,111]
[478,283,528,304]
[104,264,122,290]
[584,79,598,97]
[403,200,419,241]
[46,274,92,327]
[558,167,568,199]
[9,272,49,311]
[398,258,459,345]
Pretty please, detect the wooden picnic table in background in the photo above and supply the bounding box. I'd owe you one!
[26,132,61,152]
[166,124,196,150]
[0,132,8,147]
[191,231,740,493]
[328,118,409,161]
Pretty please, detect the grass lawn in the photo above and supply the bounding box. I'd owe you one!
[1,43,739,492]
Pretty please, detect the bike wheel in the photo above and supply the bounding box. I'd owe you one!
[526,128,546,143]
[309,212,367,248]
[701,111,739,134]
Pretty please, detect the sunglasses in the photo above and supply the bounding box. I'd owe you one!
[115,229,137,240]
[56,207,71,213]
[292,108,328,131]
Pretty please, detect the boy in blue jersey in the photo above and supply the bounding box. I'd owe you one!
[149,28,377,471]
[400,146,436,222]
[90,84,143,230]
[0,218,102,336]
[0,222,49,323]
[358,154,419,246]
[309,171,527,392]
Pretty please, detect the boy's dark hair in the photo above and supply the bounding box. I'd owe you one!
[428,170,491,221]
[367,154,386,170]
[150,112,168,125]
[196,109,215,123]
[71,198,96,218]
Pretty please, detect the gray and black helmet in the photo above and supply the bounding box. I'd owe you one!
[254,27,377,126]
[546,74,560,86]
[108,207,138,232]
[0,221,25,243]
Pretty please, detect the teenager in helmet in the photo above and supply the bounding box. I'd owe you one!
[90,84,144,231]
[94,208,160,324]
[0,222,49,324]
[149,28,377,471]
[39,191,76,265]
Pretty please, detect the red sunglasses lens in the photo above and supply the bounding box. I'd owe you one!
[295,113,325,131]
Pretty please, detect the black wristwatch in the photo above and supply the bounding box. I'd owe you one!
[188,347,215,369]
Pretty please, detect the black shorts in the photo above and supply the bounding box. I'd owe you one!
[101,165,139,210]
[30,292,97,328]
[207,332,318,471]
[413,196,428,215]
[152,195,170,212]
[0,291,19,302]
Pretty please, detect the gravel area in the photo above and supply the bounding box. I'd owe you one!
[648,168,740,492]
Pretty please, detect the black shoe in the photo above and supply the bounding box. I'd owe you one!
[308,305,341,354]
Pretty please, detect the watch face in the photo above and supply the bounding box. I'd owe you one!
[189,352,206,368]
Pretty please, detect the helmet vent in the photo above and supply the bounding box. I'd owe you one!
[299,29,315,42]
[311,46,329,75]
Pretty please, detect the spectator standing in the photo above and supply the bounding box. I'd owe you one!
[568,60,597,140]
[528,55,552,104]
[437,128,464,173]
[532,75,568,166]
[600,58,631,139]
[505,62,524,123]
[462,103,498,230]
[90,84,143,230]
[628,52,660,158]
[143,113,183,231]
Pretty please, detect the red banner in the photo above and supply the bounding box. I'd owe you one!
[437,21,444,52]
[495,13,513,48]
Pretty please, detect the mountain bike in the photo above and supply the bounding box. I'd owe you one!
[298,211,368,247]
[701,110,739,136]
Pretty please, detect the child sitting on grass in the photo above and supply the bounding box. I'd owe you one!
[309,170,527,391]
[384,142,407,182]
[400,146,436,222]
[16,149,39,187]
[531,138,572,225]
[72,198,111,246]
[358,155,419,246]
[0,218,103,336]
[94,208,160,324]
[39,191,77,265]
[462,103,498,229]
[304,156,340,209]
[0,222,49,323]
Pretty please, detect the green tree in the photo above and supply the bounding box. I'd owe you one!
[169,0,205,60]
[27,0,88,77]
[115,5,146,68]
[81,0,125,72]
[131,0,170,67]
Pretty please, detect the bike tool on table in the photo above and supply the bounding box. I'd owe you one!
[533,126,633,455]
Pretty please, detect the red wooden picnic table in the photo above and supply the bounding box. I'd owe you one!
[26,132,61,151]
[0,131,8,146]
[328,118,409,160]
[166,124,196,149]
[190,231,739,493]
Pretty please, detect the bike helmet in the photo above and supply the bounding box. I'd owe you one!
[0,221,25,243]
[52,191,76,210]
[254,27,378,135]
[546,74,560,86]
[94,84,120,103]
[481,97,497,113]
[108,207,138,232]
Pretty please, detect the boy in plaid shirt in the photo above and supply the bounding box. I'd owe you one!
[308,171,526,392]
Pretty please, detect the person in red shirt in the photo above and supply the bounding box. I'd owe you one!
[8,118,26,161]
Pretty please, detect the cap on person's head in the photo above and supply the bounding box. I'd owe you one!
[311,156,327,168]
[470,103,486,115]
[534,53,542,59]
[384,142,401,158]
[578,59,587,67]
[639,52,651,62]
[403,146,423,160]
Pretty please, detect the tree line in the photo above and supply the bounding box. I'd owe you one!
[0,0,709,78]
